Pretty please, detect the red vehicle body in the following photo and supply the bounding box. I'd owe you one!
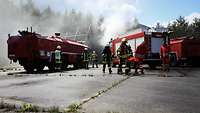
[170,38,200,66]
[7,30,89,72]
[111,32,169,68]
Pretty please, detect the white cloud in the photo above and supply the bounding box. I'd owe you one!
[185,12,200,24]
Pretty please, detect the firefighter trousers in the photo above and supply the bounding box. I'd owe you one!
[84,61,89,69]
[103,62,112,74]
[118,58,131,74]
[92,60,98,68]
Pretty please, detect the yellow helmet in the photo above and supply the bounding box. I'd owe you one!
[57,45,61,49]
[122,38,128,43]
[84,48,88,51]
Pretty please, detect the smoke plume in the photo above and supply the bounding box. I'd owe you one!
[0,0,99,66]
[62,0,139,45]
[0,0,139,66]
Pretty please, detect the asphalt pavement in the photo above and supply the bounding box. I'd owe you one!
[0,65,200,113]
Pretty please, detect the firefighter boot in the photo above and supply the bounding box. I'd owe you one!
[103,68,105,73]
[103,64,106,73]
[141,67,144,74]
[109,68,112,74]
[117,68,123,74]
[92,63,94,68]
[125,68,130,75]
[135,68,139,75]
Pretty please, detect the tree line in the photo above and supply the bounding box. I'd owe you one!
[168,16,200,38]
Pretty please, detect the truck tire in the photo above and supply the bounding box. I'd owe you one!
[61,63,68,70]
[23,65,35,73]
[36,65,45,72]
[48,65,55,72]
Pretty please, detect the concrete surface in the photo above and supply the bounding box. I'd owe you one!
[0,67,125,108]
[0,66,200,113]
[82,68,200,113]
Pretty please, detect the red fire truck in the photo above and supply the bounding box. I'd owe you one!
[111,31,169,68]
[7,29,89,72]
[170,37,200,66]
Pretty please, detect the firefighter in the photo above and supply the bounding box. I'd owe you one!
[55,45,62,70]
[91,51,98,68]
[134,42,147,74]
[102,45,112,74]
[160,42,170,72]
[83,48,89,69]
[117,38,132,75]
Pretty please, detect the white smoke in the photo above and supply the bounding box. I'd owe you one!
[0,0,68,66]
[100,3,138,45]
[62,0,139,45]
[0,0,139,66]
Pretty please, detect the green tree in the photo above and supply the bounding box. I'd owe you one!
[191,18,200,38]
[168,16,191,38]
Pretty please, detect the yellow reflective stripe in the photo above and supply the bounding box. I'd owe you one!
[135,53,144,58]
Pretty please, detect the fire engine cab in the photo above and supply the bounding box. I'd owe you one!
[111,31,170,69]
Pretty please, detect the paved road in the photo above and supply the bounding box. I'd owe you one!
[0,66,200,113]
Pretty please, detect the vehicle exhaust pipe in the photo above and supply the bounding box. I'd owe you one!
[31,26,33,33]
[8,34,10,38]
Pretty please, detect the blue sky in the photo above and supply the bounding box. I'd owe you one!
[137,0,200,26]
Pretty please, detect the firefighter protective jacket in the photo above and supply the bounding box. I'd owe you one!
[55,49,62,64]
[117,43,132,58]
[102,46,112,64]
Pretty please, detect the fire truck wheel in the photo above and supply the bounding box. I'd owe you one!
[73,64,79,69]
[48,65,55,71]
[23,65,35,73]
[36,65,45,72]
[61,64,68,70]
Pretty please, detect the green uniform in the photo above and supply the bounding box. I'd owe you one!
[91,53,98,68]
[83,51,89,69]
[102,46,112,74]
[55,50,62,69]
[117,43,132,75]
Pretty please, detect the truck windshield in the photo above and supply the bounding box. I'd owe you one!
[151,37,163,53]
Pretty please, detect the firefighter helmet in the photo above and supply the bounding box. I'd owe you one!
[105,44,110,49]
[84,48,88,51]
[122,38,128,43]
[57,45,61,49]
